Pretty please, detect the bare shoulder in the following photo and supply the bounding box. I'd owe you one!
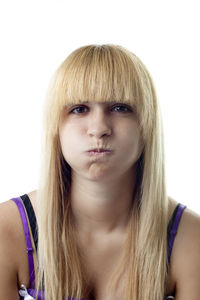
[0,199,23,248]
[170,201,200,299]
[0,190,38,299]
[0,199,22,299]
[172,205,200,259]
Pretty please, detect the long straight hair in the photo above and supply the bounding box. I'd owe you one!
[36,44,168,299]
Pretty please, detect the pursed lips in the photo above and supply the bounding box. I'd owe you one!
[86,148,114,156]
[87,148,113,153]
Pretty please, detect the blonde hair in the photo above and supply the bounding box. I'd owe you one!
[37,44,168,299]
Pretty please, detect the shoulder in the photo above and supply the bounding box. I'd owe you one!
[0,189,38,245]
[169,200,200,299]
[0,190,38,237]
[0,199,22,298]
[0,199,22,249]
[0,198,30,268]
[0,191,38,299]
[171,205,200,265]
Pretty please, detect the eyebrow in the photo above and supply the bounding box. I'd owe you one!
[65,101,133,108]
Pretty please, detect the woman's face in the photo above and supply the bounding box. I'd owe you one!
[59,101,144,182]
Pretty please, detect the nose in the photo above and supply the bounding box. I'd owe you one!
[87,109,112,139]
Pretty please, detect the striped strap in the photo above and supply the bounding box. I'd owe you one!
[21,194,38,252]
[11,197,35,288]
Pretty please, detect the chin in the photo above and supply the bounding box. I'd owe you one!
[87,165,120,182]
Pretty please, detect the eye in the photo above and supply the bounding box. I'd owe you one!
[70,105,89,114]
[111,104,132,113]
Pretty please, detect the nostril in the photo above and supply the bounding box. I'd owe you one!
[87,127,112,138]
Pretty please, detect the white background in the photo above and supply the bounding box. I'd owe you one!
[0,1,199,213]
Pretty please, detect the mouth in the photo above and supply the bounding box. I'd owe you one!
[86,148,113,156]
[87,148,112,153]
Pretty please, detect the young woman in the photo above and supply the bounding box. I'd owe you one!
[0,44,200,300]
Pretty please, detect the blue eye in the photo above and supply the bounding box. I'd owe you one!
[111,104,132,113]
[70,106,88,114]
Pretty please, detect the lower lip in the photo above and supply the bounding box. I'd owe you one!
[87,150,113,156]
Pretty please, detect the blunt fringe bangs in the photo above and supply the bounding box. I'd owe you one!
[44,45,157,142]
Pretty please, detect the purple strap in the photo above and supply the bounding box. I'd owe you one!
[11,197,35,288]
[168,204,186,263]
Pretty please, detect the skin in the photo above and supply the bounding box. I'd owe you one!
[59,101,144,234]
[0,101,200,299]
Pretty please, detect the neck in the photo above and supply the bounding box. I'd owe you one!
[70,167,137,235]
